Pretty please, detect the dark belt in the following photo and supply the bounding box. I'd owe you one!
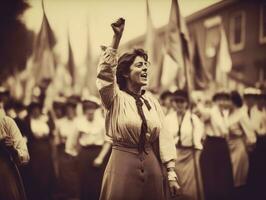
[112,141,153,155]
[175,144,194,149]
[81,145,102,149]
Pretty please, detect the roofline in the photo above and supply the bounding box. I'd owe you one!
[186,0,239,23]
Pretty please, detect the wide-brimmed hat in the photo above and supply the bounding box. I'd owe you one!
[53,96,66,108]
[172,90,189,102]
[160,90,173,101]
[27,100,42,112]
[65,96,79,108]
[212,90,231,101]
[243,87,261,98]
[82,95,101,109]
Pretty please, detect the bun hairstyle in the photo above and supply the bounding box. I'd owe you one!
[116,49,148,90]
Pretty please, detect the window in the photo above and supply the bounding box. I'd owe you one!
[229,11,245,52]
[204,16,222,58]
[259,4,266,44]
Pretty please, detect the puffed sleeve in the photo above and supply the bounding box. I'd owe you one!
[96,46,119,110]
[5,116,30,165]
[153,96,177,165]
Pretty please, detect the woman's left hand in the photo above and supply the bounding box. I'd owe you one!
[93,156,104,167]
[169,180,182,197]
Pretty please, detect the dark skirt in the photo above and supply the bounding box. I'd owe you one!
[57,144,80,199]
[100,145,164,200]
[0,147,27,200]
[247,135,266,200]
[27,138,56,200]
[200,136,234,200]
[78,145,107,200]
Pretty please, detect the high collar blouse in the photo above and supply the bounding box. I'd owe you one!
[96,47,176,164]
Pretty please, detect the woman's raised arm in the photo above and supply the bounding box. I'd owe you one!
[96,18,125,109]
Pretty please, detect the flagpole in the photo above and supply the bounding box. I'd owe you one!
[175,0,202,198]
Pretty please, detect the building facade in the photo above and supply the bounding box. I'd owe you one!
[120,0,266,90]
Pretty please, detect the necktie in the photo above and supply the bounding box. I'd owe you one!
[125,89,151,154]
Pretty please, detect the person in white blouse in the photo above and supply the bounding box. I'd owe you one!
[23,100,56,200]
[197,91,234,200]
[244,89,266,199]
[0,106,29,200]
[96,18,179,200]
[55,97,80,199]
[165,89,204,200]
[226,91,256,199]
[73,96,111,200]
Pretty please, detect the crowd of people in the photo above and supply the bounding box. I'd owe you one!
[0,17,266,200]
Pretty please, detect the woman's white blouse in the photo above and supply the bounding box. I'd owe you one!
[96,47,177,164]
[0,116,29,164]
[76,110,105,146]
[30,115,50,138]
[165,110,204,149]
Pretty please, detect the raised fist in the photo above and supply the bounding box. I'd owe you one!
[111,18,125,37]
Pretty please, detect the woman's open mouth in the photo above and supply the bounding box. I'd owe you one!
[140,73,147,78]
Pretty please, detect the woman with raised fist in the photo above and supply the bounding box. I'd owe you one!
[96,18,180,200]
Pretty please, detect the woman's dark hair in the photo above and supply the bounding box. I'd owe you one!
[231,90,243,108]
[116,48,148,90]
[160,90,173,101]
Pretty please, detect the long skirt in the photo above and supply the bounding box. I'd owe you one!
[227,136,249,187]
[57,145,80,199]
[0,147,27,200]
[174,147,204,200]
[200,136,234,200]
[27,138,56,200]
[247,135,266,200]
[99,145,165,200]
[78,145,106,200]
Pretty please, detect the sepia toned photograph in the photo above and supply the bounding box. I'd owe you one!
[0,0,266,200]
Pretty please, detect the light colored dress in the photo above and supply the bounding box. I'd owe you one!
[75,110,107,200]
[96,47,176,200]
[166,110,204,200]
[227,107,255,187]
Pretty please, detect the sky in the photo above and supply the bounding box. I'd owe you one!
[21,0,221,66]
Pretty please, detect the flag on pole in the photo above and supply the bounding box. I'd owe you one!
[31,0,56,84]
[215,25,232,87]
[67,30,76,88]
[144,0,162,91]
[23,0,56,105]
[83,22,97,96]
[192,39,211,90]
[160,0,193,91]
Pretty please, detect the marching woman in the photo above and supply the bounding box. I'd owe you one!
[96,18,180,200]
[24,100,56,200]
[165,90,204,200]
[0,106,29,200]
[227,91,256,199]
[55,97,80,199]
[197,91,234,200]
[74,96,111,200]
[244,89,266,200]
